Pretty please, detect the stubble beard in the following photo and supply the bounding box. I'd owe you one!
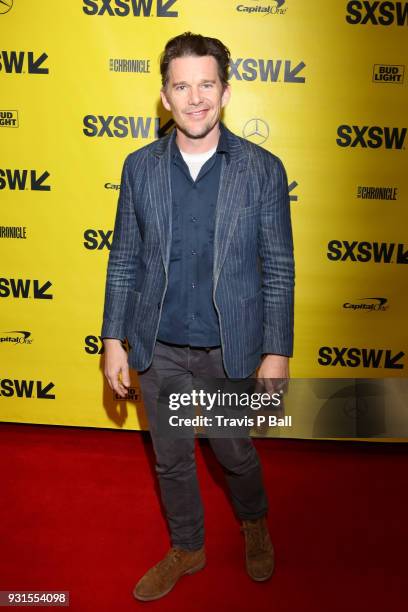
[176,114,219,141]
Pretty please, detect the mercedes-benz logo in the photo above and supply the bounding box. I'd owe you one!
[242,118,269,145]
[0,0,13,15]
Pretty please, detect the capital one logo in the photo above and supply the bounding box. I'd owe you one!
[346,1,408,25]
[243,119,269,144]
[343,297,389,311]
[336,125,407,149]
[236,0,287,15]
[0,330,33,345]
[82,0,178,17]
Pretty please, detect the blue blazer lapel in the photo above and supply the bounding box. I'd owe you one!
[213,131,249,289]
[146,131,174,271]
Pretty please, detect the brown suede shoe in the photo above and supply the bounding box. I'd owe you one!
[241,516,275,581]
[132,546,206,601]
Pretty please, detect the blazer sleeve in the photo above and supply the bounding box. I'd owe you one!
[258,155,295,357]
[100,154,141,340]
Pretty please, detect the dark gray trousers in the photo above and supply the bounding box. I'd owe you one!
[137,339,268,551]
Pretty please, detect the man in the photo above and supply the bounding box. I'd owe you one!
[101,32,294,601]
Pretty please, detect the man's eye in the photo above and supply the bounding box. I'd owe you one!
[202,83,213,88]
[176,85,186,91]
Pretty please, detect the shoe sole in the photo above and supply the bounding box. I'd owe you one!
[246,546,275,582]
[246,552,275,582]
[133,559,206,602]
[247,565,274,582]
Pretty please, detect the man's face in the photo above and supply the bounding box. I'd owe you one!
[160,55,231,140]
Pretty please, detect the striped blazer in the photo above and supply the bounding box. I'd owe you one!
[101,123,294,378]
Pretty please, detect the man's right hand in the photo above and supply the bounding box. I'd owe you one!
[103,338,130,398]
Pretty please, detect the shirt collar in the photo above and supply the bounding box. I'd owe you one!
[216,122,230,157]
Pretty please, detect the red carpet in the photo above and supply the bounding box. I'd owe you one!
[0,423,406,611]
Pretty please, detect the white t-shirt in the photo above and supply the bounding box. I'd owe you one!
[180,146,217,181]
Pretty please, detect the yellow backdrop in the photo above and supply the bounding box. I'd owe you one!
[1,0,407,434]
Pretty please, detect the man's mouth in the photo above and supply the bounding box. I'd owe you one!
[186,108,209,119]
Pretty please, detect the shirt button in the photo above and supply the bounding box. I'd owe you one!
[191,250,197,255]
[191,282,196,289]
[191,216,197,222]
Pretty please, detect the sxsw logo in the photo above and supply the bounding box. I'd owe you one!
[0,279,53,299]
[0,378,55,399]
[229,58,305,83]
[327,240,408,264]
[85,335,127,354]
[83,115,159,138]
[0,169,51,191]
[0,51,48,74]
[373,64,404,83]
[346,1,408,25]
[318,346,405,369]
[288,181,298,203]
[0,110,18,127]
[82,0,178,17]
[336,125,406,149]
[84,229,112,250]
[85,335,106,355]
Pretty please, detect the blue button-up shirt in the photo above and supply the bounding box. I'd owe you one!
[156,126,230,347]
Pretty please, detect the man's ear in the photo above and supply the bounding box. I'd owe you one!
[221,84,231,108]
[160,88,171,111]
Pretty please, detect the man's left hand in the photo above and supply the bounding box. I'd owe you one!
[256,354,289,394]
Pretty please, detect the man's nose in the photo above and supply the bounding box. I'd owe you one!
[188,86,202,106]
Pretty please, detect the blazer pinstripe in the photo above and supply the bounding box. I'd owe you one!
[100,123,295,378]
